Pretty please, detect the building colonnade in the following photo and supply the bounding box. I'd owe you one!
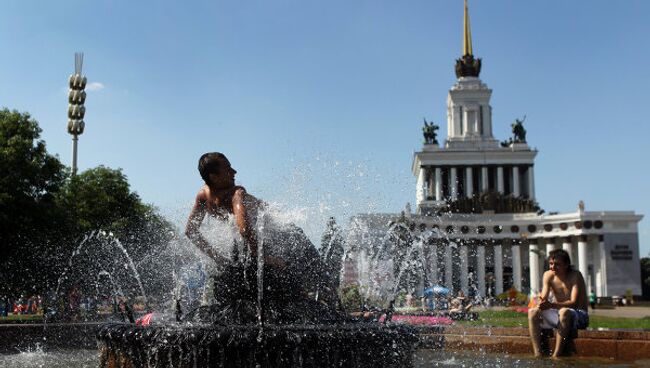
[419,164,535,201]
[426,234,606,298]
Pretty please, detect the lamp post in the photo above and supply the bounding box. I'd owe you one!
[67,52,87,175]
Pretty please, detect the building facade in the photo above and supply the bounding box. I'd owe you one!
[346,2,643,298]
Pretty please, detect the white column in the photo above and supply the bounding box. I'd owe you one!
[427,168,435,200]
[445,243,453,290]
[512,166,520,197]
[598,235,607,297]
[578,236,589,291]
[529,241,540,293]
[460,243,469,295]
[562,238,573,264]
[527,165,535,200]
[477,245,486,298]
[494,243,504,295]
[450,167,458,201]
[512,242,522,291]
[481,166,489,193]
[465,167,473,197]
[497,166,504,193]
[416,168,426,204]
[435,167,442,201]
[546,238,556,256]
[592,236,602,297]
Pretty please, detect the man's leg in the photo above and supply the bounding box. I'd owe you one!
[552,308,575,358]
[528,307,544,357]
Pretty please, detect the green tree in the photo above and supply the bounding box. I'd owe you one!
[0,109,67,294]
[0,108,174,297]
[340,284,363,311]
[55,166,174,259]
[55,166,175,300]
[641,257,650,300]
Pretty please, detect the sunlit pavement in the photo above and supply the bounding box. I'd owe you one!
[477,305,650,319]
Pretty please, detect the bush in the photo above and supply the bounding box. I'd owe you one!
[496,287,528,305]
[341,284,363,311]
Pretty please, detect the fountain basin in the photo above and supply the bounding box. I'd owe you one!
[97,322,418,367]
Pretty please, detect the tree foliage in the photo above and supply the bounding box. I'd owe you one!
[55,166,173,259]
[0,109,68,294]
[641,257,650,300]
[0,108,173,296]
[0,109,67,238]
[340,284,363,311]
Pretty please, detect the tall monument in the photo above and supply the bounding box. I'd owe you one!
[67,52,87,175]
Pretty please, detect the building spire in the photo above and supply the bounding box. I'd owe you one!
[463,0,473,56]
[454,0,481,78]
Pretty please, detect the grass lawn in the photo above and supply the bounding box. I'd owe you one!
[457,310,650,329]
[0,314,43,323]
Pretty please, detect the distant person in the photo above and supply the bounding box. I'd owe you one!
[449,290,472,314]
[589,290,596,310]
[528,249,588,358]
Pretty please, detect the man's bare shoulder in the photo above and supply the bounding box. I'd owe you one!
[233,187,262,204]
[195,185,209,202]
[233,186,246,196]
[542,270,555,281]
[569,269,585,285]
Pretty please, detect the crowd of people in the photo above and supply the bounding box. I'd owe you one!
[0,295,43,316]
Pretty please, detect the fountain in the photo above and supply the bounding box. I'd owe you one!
[51,230,151,322]
[96,210,419,367]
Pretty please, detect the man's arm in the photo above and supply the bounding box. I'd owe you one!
[232,188,258,256]
[185,190,227,264]
[538,271,553,309]
[539,271,552,298]
[232,189,285,267]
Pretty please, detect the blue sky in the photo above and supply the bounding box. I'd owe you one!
[1,0,648,256]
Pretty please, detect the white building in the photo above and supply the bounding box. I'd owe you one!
[346,2,643,298]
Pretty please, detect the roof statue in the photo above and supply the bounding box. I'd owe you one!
[512,116,527,143]
[422,118,439,145]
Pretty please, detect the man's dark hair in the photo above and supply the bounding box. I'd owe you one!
[198,152,228,184]
[548,249,572,269]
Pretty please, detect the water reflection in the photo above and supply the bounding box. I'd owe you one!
[1,349,644,368]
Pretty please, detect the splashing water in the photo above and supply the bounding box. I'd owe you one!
[52,230,148,321]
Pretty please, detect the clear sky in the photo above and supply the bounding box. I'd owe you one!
[1,0,648,256]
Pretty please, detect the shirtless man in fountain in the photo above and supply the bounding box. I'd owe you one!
[528,249,589,358]
[184,152,283,267]
[183,152,341,323]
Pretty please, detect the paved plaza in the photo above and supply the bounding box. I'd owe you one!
[485,305,650,319]
[589,305,650,319]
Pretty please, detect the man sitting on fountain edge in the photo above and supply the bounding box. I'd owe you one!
[528,249,589,358]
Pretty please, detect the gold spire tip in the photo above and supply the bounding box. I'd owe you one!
[463,0,473,56]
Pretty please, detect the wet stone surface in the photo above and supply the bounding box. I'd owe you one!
[3,348,650,368]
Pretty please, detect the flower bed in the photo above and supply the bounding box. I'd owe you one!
[379,314,454,326]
